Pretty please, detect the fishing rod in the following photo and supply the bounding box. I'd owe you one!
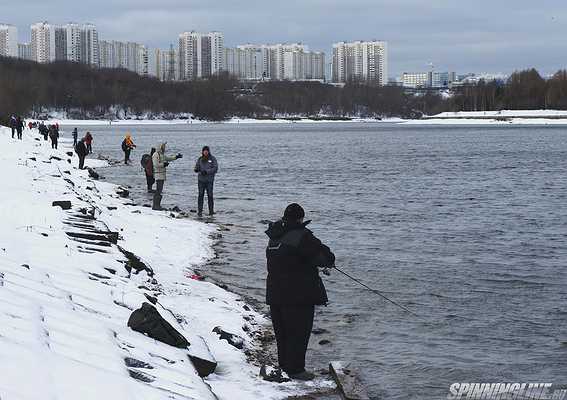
[330,265,420,318]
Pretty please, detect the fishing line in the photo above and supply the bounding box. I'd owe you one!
[332,265,420,318]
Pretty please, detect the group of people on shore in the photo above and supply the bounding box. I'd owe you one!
[6,119,334,383]
[135,136,218,215]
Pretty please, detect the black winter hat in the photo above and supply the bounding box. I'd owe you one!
[202,146,210,153]
[283,203,305,221]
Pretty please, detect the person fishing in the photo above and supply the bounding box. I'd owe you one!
[141,148,156,193]
[72,128,78,147]
[121,133,136,164]
[194,145,218,217]
[75,138,87,170]
[265,203,335,381]
[152,142,182,210]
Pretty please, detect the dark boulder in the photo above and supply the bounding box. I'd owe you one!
[87,168,99,180]
[212,326,244,349]
[127,302,189,348]
[259,365,290,383]
[186,335,217,377]
[116,187,130,198]
[52,200,72,210]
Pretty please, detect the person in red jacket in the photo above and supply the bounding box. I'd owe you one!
[84,132,93,154]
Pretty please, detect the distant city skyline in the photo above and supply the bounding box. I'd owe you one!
[3,0,567,77]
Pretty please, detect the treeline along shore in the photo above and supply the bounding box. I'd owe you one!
[1,56,567,122]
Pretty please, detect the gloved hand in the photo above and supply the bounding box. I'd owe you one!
[194,168,199,173]
[164,162,170,167]
[176,153,183,159]
[201,170,208,176]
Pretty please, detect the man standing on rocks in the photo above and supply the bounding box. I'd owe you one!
[152,142,182,210]
[194,146,218,217]
[265,203,335,381]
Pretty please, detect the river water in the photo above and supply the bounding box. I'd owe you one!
[71,122,567,400]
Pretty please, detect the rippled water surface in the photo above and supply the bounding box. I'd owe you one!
[73,122,567,399]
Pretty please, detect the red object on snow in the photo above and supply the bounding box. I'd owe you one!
[188,274,205,281]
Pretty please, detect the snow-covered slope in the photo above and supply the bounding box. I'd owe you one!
[0,127,332,399]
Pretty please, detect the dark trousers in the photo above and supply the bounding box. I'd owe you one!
[198,180,214,214]
[270,305,314,374]
[11,127,15,138]
[87,143,92,153]
[51,139,58,149]
[73,136,78,146]
[146,174,155,191]
[17,129,22,140]
[124,149,131,164]
[153,180,165,210]
[78,155,85,170]
[43,134,48,141]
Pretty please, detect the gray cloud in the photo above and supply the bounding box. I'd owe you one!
[2,0,567,76]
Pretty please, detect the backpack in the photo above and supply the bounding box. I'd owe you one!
[141,154,150,168]
[121,140,128,151]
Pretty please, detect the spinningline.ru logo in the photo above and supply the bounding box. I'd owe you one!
[447,383,567,399]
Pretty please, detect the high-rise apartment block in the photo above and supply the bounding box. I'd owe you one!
[178,31,224,80]
[0,24,18,57]
[223,43,325,81]
[332,40,388,85]
[30,22,99,65]
[99,40,148,75]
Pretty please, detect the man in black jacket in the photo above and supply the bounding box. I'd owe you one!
[265,203,335,381]
[75,138,87,170]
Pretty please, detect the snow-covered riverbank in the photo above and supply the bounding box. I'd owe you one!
[406,109,567,125]
[44,117,402,126]
[0,126,333,399]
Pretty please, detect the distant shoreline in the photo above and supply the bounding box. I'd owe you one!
[43,116,404,126]
[39,109,567,126]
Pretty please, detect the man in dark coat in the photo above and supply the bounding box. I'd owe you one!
[16,116,24,140]
[49,125,59,149]
[72,128,78,147]
[265,203,335,381]
[75,138,87,169]
[194,145,218,217]
[10,115,17,138]
[39,122,49,140]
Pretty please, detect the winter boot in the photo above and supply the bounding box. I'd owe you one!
[152,193,163,210]
[288,370,315,381]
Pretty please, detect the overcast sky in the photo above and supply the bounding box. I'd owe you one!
[3,0,567,77]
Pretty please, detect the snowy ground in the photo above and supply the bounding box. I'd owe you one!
[0,127,334,399]
[407,109,567,125]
